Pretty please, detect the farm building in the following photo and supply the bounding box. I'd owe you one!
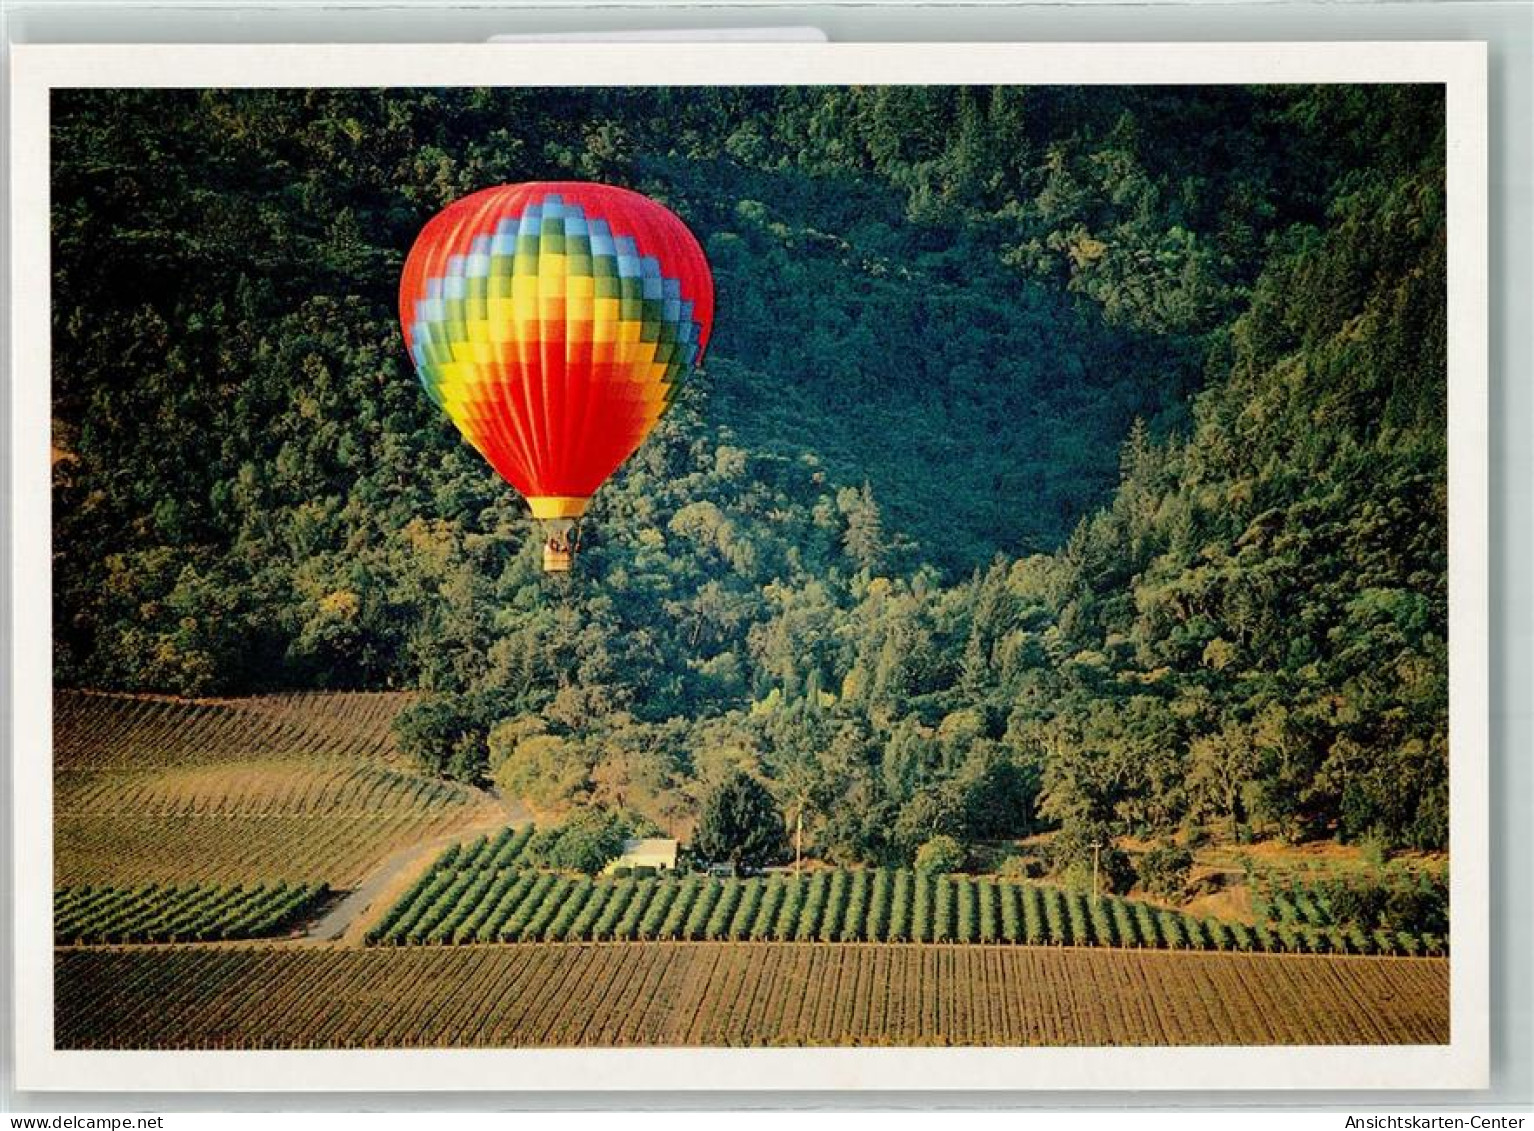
[604,838,678,874]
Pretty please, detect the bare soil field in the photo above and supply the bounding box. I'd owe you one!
[55,942,1449,1049]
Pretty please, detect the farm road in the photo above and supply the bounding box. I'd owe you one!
[304,794,526,945]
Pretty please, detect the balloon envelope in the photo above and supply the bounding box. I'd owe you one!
[399,182,714,519]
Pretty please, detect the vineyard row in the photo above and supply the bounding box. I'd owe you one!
[55,881,328,944]
[54,689,412,769]
[368,844,1448,957]
[56,943,1452,1049]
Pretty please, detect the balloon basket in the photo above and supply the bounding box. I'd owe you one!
[540,517,579,574]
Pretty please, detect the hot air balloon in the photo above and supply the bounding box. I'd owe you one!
[399,182,715,571]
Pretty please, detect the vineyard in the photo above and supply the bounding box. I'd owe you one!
[54,690,413,770]
[363,829,1449,957]
[57,760,472,818]
[50,692,1452,1052]
[55,943,1451,1048]
[1248,862,1450,939]
[54,882,328,944]
[54,690,504,887]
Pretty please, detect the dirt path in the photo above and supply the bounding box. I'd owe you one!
[302,795,529,946]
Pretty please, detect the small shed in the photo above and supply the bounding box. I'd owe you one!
[605,837,679,874]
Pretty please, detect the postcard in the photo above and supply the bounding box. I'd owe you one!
[8,40,1488,1092]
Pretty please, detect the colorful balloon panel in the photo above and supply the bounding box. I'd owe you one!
[399,182,714,515]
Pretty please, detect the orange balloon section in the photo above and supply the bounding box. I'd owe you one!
[400,182,715,533]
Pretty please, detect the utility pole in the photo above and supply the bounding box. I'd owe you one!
[1089,840,1104,903]
[794,806,803,877]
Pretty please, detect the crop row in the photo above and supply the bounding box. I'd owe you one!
[55,808,499,889]
[57,761,474,819]
[434,825,539,874]
[368,864,1448,956]
[1247,865,1450,937]
[55,881,328,944]
[55,943,1452,1049]
[362,825,538,944]
[54,689,412,770]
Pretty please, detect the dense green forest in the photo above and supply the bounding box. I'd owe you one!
[52,85,1448,863]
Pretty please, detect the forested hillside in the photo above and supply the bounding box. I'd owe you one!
[52,85,1447,859]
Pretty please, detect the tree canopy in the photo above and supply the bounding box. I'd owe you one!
[694,771,787,869]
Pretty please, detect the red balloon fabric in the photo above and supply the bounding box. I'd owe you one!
[400,182,714,518]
